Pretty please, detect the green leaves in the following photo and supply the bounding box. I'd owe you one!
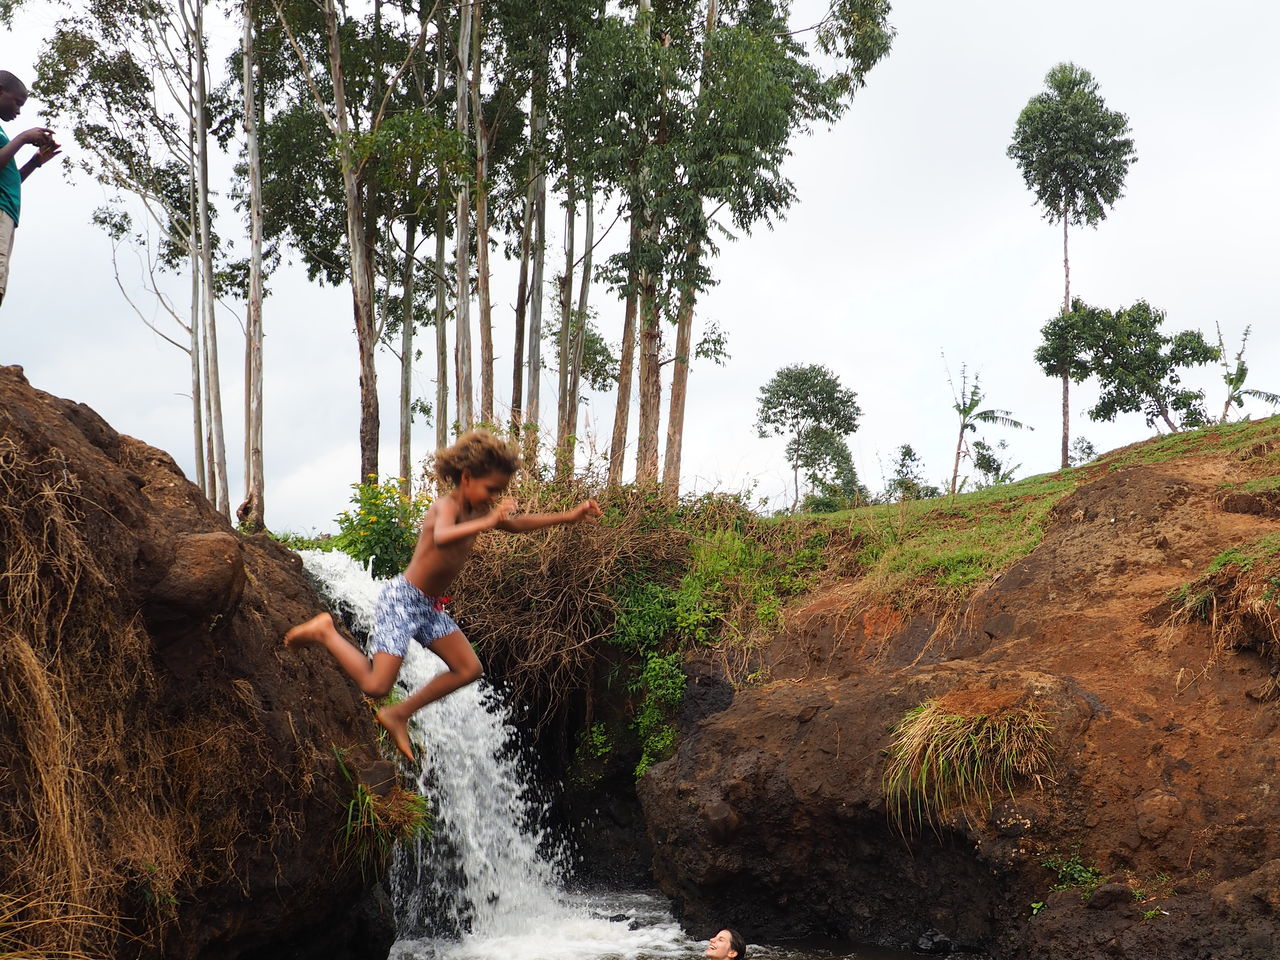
[1008,62,1137,227]
[1051,298,1220,431]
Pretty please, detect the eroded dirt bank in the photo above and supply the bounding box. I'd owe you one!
[0,366,395,959]
[640,434,1280,958]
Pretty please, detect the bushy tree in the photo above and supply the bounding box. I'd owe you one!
[883,444,941,502]
[793,426,868,512]
[1068,436,1098,467]
[1078,300,1218,431]
[971,439,1019,488]
[756,364,861,510]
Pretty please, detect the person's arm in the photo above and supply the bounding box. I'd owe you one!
[0,127,54,172]
[19,140,60,182]
[433,496,515,546]
[496,499,601,532]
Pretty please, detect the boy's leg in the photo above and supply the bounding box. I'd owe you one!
[284,613,402,697]
[376,630,482,763]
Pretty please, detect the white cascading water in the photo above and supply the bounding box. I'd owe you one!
[299,550,694,960]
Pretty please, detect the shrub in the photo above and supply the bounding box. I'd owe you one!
[632,652,688,778]
[1042,851,1106,899]
[333,477,431,579]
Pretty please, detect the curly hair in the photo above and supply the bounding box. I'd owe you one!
[433,429,522,487]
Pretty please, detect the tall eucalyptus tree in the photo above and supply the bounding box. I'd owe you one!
[38,0,232,515]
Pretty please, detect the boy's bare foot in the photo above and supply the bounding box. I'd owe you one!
[284,612,332,649]
[376,707,416,764]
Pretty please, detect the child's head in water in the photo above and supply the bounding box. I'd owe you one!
[434,430,522,507]
[705,929,746,960]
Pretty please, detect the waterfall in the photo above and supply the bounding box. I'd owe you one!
[299,550,692,960]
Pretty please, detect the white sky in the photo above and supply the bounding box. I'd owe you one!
[3,0,1278,532]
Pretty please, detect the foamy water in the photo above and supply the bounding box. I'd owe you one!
[299,550,916,960]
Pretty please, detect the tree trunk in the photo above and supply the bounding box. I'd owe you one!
[185,51,206,497]
[399,215,418,497]
[525,46,549,460]
[661,0,716,500]
[634,272,661,485]
[242,0,265,530]
[319,0,380,481]
[607,216,641,488]
[470,0,493,425]
[193,0,229,516]
[510,162,534,436]
[1060,214,1070,468]
[563,184,593,477]
[555,179,576,476]
[433,0,449,450]
[453,0,474,432]
[950,424,966,496]
[662,252,697,499]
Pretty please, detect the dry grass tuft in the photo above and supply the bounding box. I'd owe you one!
[883,690,1056,832]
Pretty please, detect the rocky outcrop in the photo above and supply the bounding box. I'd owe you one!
[0,366,395,960]
[640,447,1280,959]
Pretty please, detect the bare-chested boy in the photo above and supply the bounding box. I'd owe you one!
[285,429,600,762]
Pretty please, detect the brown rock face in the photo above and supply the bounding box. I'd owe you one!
[640,451,1280,959]
[0,366,395,960]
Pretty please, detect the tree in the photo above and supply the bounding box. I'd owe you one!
[755,364,861,510]
[948,365,1029,496]
[1215,324,1280,423]
[38,0,233,516]
[1068,436,1098,467]
[241,0,266,530]
[971,439,1019,488]
[1033,297,1096,430]
[265,0,434,481]
[1077,300,1218,431]
[883,444,940,503]
[1009,62,1136,468]
[794,425,867,512]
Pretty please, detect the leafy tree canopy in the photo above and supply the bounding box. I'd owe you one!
[1075,299,1219,431]
[1007,62,1136,228]
[756,363,861,441]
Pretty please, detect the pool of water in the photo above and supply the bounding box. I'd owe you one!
[388,889,919,960]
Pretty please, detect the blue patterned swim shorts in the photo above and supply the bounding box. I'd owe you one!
[367,575,460,658]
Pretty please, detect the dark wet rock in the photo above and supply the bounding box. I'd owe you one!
[1086,884,1133,911]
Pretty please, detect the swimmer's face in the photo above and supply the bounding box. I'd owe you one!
[705,930,739,960]
[460,470,510,509]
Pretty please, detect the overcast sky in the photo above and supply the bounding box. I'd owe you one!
[3,0,1278,532]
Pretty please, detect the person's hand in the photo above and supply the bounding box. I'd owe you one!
[19,127,55,148]
[574,499,602,522]
[490,497,517,525]
[34,140,61,166]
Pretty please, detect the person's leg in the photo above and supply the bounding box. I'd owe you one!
[284,612,402,697]
[376,630,482,762]
[0,211,14,307]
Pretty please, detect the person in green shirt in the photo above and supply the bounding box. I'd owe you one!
[0,70,60,307]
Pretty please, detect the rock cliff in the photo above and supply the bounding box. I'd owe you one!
[0,366,395,960]
[640,426,1280,959]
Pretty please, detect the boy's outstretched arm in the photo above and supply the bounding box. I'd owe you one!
[497,499,601,532]
[433,497,516,546]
